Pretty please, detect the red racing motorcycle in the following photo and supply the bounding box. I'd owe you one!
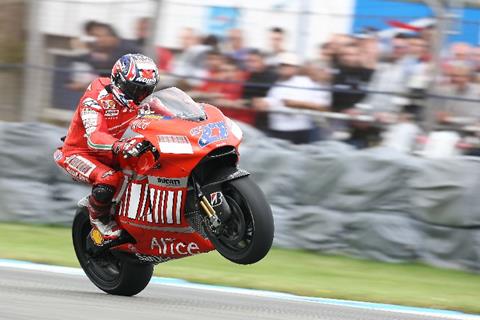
[72,88,274,296]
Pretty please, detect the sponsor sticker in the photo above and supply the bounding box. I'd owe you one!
[53,149,63,162]
[210,191,224,207]
[90,229,104,246]
[105,109,120,117]
[65,155,96,180]
[102,100,116,109]
[97,89,109,100]
[81,108,98,134]
[158,135,193,154]
[131,118,151,130]
[151,237,200,256]
[190,121,228,148]
[101,170,115,179]
[135,253,171,264]
[82,98,101,109]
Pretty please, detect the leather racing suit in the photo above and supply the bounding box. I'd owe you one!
[54,77,139,213]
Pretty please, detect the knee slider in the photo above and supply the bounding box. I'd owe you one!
[92,184,115,204]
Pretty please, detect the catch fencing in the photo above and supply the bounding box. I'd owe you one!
[2,0,480,123]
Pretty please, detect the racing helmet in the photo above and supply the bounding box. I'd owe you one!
[111,53,159,107]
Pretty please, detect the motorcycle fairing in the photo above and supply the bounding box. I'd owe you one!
[112,92,243,262]
[114,177,215,260]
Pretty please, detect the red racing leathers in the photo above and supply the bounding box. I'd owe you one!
[54,77,139,195]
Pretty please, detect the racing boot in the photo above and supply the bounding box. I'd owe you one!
[87,185,122,242]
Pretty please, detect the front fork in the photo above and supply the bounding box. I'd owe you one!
[193,179,231,235]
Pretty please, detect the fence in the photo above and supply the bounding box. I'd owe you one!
[1,0,480,133]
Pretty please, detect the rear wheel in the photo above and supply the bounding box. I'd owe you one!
[72,208,153,296]
[207,176,274,264]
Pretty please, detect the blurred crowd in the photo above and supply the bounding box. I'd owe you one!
[65,18,480,155]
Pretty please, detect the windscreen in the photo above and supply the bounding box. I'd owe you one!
[140,87,206,121]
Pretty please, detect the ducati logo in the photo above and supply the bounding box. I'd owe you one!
[210,192,223,207]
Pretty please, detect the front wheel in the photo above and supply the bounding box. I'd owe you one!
[208,176,274,264]
[72,208,153,296]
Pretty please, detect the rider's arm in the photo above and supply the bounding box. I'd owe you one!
[80,98,117,151]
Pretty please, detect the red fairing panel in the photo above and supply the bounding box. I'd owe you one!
[115,177,214,260]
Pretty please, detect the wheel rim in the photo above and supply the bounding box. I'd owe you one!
[78,217,122,285]
[214,187,255,253]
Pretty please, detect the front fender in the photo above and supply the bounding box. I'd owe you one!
[202,167,250,192]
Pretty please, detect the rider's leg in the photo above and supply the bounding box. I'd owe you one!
[55,153,124,240]
[88,164,124,240]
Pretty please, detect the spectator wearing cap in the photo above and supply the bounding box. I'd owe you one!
[253,52,331,144]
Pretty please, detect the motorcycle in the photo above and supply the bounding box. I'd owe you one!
[71,87,274,296]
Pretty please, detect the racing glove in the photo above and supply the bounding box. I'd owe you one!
[113,138,155,158]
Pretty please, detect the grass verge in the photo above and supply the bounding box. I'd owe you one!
[0,223,479,314]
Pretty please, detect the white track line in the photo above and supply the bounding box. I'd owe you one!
[0,259,478,320]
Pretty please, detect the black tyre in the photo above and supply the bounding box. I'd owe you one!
[72,208,153,296]
[208,176,274,264]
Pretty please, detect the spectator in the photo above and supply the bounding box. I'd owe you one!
[311,42,335,72]
[68,22,139,90]
[265,27,287,66]
[216,59,244,101]
[419,23,436,54]
[196,49,227,94]
[134,17,173,72]
[356,32,380,69]
[361,34,412,113]
[330,42,373,112]
[171,28,214,88]
[431,64,480,126]
[381,104,422,153]
[242,49,278,102]
[473,46,480,82]
[134,17,151,50]
[82,23,140,76]
[448,42,472,64]
[70,20,100,53]
[253,52,330,144]
[328,33,355,68]
[225,28,250,69]
[197,55,243,102]
[404,35,432,92]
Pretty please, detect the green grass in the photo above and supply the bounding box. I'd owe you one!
[1,223,479,314]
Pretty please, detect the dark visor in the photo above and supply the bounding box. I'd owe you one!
[120,81,156,104]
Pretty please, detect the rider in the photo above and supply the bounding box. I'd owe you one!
[54,53,159,241]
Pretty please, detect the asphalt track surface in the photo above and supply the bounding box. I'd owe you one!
[0,262,479,320]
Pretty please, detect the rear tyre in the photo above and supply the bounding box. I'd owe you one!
[207,176,274,264]
[72,208,153,296]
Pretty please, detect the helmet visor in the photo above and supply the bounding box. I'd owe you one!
[120,81,156,104]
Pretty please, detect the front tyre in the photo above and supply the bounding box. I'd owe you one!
[208,176,274,264]
[72,208,153,296]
